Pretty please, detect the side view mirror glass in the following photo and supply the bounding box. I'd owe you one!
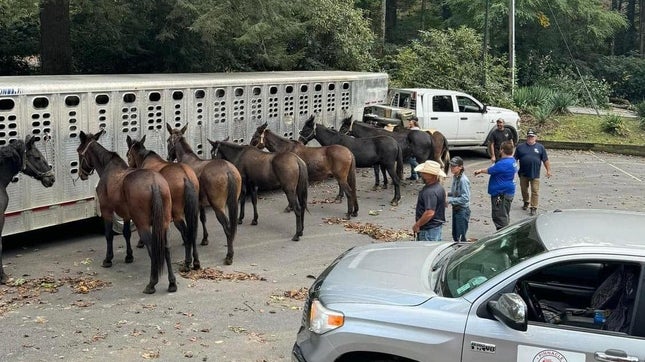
[488,293,528,331]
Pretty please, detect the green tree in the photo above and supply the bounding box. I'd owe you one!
[0,0,40,74]
[389,27,511,105]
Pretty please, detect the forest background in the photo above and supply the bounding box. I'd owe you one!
[1,0,645,133]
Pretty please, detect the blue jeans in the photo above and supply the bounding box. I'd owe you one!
[408,156,419,179]
[452,206,470,241]
[417,225,442,241]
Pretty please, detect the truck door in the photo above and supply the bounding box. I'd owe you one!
[455,95,487,145]
[427,94,459,141]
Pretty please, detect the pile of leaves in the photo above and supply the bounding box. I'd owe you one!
[322,217,413,242]
[0,275,111,315]
[179,267,266,282]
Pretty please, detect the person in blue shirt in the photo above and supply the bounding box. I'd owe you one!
[474,140,517,230]
[447,156,470,242]
[412,160,446,241]
[514,129,552,216]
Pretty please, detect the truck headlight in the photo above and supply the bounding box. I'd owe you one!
[309,299,344,334]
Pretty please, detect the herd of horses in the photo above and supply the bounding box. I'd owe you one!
[0,116,449,294]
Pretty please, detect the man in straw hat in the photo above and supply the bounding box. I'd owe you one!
[412,160,447,241]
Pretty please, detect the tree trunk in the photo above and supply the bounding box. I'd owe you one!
[40,0,72,74]
[640,0,644,57]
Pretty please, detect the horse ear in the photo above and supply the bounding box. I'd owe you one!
[25,134,35,147]
[206,138,216,146]
[126,135,133,147]
[140,134,146,144]
[180,124,188,135]
[95,129,106,140]
[260,122,268,130]
[79,131,87,142]
[223,136,230,142]
[166,123,173,133]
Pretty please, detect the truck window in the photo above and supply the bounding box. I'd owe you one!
[432,95,453,112]
[456,95,482,113]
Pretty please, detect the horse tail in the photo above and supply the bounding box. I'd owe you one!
[440,133,451,175]
[225,170,240,241]
[396,144,404,179]
[296,157,309,214]
[151,184,167,278]
[183,178,199,249]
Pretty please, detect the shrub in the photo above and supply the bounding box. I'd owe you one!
[594,55,645,104]
[538,74,610,109]
[635,101,645,130]
[550,92,577,115]
[532,102,556,125]
[513,86,554,112]
[601,114,628,136]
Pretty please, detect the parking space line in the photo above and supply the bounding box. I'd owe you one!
[590,151,643,182]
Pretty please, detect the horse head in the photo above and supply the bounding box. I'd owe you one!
[77,130,105,180]
[250,122,268,149]
[166,123,188,161]
[338,116,353,135]
[126,134,148,168]
[20,135,55,187]
[298,115,317,144]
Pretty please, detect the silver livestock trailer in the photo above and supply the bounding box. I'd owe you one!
[0,71,389,235]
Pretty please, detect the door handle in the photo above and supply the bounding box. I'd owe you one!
[460,117,468,120]
[594,349,639,362]
[430,117,438,120]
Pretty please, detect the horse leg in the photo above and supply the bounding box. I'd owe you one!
[381,164,388,189]
[102,219,116,268]
[199,207,209,245]
[174,219,193,273]
[214,208,234,264]
[250,186,259,225]
[371,165,380,191]
[387,164,401,206]
[123,220,134,263]
[140,229,158,294]
[237,185,247,224]
[0,236,7,284]
[335,181,344,203]
[284,191,302,241]
[165,244,177,293]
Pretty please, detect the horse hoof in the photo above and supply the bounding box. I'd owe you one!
[224,257,233,265]
[143,285,156,294]
[237,219,243,225]
[351,212,358,217]
[102,260,113,268]
[168,283,178,293]
[343,214,351,220]
[390,200,399,206]
[251,220,258,225]
[0,273,8,284]
[200,239,209,246]
[193,262,201,270]
[136,240,145,248]
[283,207,292,213]
[125,255,134,263]
[292,235,300,241]
[371,185,378,191]
[179,264,190,273]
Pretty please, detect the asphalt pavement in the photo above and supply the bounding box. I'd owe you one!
[0,148,644,361]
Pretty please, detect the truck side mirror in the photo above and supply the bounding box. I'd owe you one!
[482,105,488,114]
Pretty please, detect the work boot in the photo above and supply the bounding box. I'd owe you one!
[522,202,529,210]
[529,207,536,216]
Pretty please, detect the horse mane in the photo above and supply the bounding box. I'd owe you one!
[0,140,25,173]
[178,136,194,153]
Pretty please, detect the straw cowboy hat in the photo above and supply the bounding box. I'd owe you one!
[414,160,447,178]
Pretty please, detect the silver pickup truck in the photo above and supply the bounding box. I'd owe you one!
[363,88,521,150]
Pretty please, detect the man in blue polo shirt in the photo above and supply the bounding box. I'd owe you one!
[515,129,552,216]
[474,140,517,230]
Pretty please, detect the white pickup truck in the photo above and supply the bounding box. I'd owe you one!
[362,88,521,150]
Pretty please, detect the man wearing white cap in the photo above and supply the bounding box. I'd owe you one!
[412,160,447,241]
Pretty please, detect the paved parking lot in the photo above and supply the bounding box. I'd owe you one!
[0,148,643,361]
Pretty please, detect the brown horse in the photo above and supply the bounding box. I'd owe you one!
[125,135,200,272]
[166,124,242,265]
[250,123,358,219]
[77,130,175,294]
[0,136,55,283]
[209,139,308,241]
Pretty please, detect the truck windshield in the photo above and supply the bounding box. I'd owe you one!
[440,218,546,298]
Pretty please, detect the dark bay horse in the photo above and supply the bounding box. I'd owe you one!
[298,115,403,206]
[250,123,358,219]
[77,130,175,294]
[339,118,451,176]
[0,136,55,283]
[166,124,242,265]
[125,135,200,272]
[209,139,307,241]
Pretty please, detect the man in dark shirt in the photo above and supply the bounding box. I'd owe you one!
[487,118,514,163]
[412,160,446,241]
[515,129,552,216]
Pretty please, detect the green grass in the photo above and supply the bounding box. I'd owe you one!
[523,114,645,145]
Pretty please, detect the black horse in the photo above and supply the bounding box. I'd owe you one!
[299,115,403,206]
[0,136,55,283]
[339,117,450,176]
[209,139,308,241]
